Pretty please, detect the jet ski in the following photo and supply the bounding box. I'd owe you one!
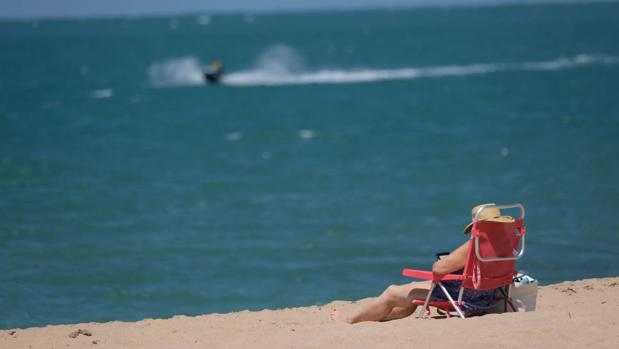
[204,60,223,84]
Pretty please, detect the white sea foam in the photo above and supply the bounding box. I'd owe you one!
[224,51,619,87]
[147,46,619,88]
[225,132,243,141]
[147,56,205,87]
[298,129,315,140]
[196,14,211,26]
[90,89,113,99]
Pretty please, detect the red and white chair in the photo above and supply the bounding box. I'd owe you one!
[402,204,526,319]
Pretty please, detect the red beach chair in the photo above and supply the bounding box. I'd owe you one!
[402,204,526,319]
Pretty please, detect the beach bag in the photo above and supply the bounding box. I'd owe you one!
[511,272,538,312]
[487,272,538,314]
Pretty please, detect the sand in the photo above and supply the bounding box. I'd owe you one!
[2,277,618,349]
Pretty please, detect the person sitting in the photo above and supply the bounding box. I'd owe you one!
[204,59,224,83]
[330,204,503,324]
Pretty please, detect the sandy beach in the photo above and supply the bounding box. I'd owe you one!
[3,2,619,347]
[2,276,618,349]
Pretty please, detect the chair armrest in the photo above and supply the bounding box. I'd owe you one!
[402,269,463,282]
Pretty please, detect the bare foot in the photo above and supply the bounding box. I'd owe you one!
[330,309,352,324]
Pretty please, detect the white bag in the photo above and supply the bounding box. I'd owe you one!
[511,273,538,312]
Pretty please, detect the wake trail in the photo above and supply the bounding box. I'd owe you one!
[222,53,619,86]
[146,46,619,88]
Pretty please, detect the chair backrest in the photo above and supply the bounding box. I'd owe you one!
[461,213,526,290]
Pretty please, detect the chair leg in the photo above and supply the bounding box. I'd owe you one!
[498,286,508,312]
[437,283,465,319]
[417,283,435,319]
[507,299,516,312]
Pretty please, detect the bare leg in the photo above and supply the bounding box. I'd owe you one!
[330,282,429,324]
[382,306,415,321]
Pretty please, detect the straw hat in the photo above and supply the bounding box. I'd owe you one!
[463,203,514,234]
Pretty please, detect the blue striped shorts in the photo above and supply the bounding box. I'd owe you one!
[430,280,499,316]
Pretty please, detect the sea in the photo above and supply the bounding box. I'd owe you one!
[1,2,618,329]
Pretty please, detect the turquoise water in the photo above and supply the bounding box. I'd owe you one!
[1,2,619,329]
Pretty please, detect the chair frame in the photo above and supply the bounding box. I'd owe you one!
[403,203,526,319]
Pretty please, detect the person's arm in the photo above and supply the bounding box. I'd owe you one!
[431,240,469,275]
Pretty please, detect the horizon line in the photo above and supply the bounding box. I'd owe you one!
[0,0,616,22]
